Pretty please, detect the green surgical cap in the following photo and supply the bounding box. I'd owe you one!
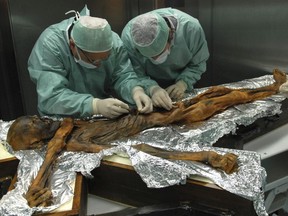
[131,12,169,58]
[71,16,113,53]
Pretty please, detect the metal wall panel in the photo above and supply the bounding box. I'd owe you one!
[209,0,288,85]
[87,0,161,35]
[6,0,86,115]
[0,0,23,120]
[87,0,133,35]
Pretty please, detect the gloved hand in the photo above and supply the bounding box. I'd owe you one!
[279,81,288,97]
[132,86,153,113]
[166,80,187,100]
[150,86,173,110]
[92,98,130,118]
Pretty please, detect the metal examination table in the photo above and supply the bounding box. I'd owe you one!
[244,123,288,214]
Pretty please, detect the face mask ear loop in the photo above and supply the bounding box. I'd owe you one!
[65,10,80,22]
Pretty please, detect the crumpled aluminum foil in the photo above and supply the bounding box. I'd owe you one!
[0,74,286,216]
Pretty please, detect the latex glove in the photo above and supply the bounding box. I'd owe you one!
[166,80,187,100]
[132,86,153,113]
[150,86,173,110]
[279,81,288,97]
[92,98,130,118]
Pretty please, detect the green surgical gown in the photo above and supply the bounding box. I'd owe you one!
[28,17,140,118]
[121,8,210,95]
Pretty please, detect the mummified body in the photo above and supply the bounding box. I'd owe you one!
[6,68,287,207]
[8,69,287,150]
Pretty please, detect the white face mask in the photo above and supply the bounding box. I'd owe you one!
[150,48,170,65]
[74,47,98,69]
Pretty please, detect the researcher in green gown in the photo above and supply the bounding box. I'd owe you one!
[28,13,152,119]
[121,8,209,110]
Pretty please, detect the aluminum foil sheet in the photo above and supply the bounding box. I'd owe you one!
[0,140,76,215]
[0,74,287,216]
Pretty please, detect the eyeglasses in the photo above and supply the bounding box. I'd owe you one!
[78,47,110,65]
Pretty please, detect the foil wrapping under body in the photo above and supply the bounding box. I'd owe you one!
[1,74,286,216]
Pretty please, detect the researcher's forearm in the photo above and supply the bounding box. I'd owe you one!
[178,62,207,91]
